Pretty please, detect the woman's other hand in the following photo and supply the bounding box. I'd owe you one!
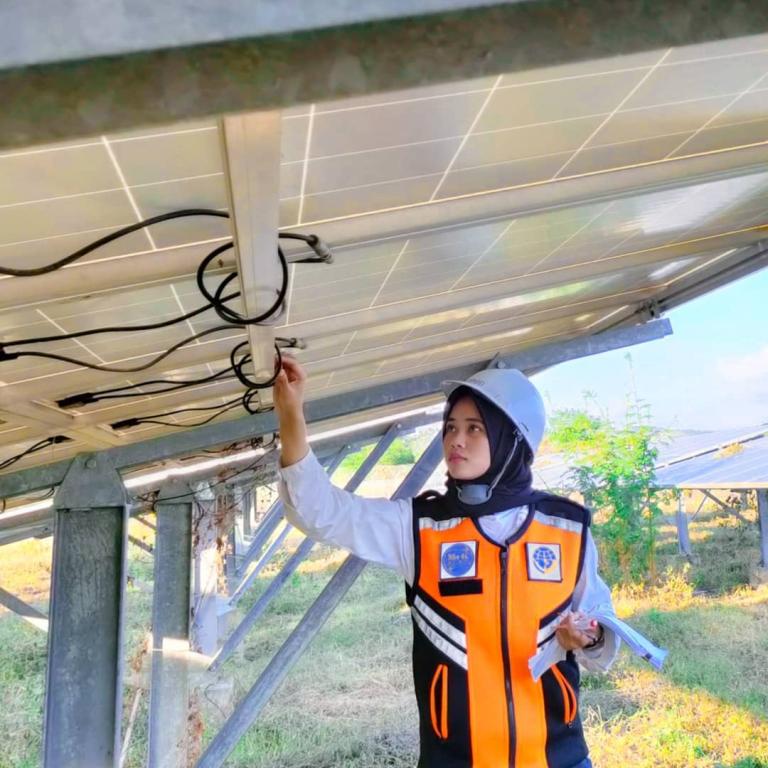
[555,611,601,651]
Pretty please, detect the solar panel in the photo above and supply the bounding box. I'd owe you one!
[655,433,768,488]
[2,35,768,477]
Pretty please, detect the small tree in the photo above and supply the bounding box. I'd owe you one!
[548,394,661,585]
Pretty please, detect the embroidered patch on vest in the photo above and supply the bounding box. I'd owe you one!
[526,543,562,582]
[440,541,478,579]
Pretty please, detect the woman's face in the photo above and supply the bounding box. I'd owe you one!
[443,396,492,481]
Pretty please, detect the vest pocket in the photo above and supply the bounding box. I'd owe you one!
[429,663,449,740]
[551,664,578,726]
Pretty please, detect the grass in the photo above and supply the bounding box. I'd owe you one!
[1,505,767,767]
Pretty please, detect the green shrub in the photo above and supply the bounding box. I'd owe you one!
[548,395,661,584]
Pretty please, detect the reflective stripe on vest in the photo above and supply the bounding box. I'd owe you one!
[409,500,590,768]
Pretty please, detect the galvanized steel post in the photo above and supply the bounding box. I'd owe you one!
[148,480,194,768]
[676,493,693,558]
[43,453,128,768]
[757,489,768,569]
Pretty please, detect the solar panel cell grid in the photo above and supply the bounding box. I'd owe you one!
[1,35,768,470]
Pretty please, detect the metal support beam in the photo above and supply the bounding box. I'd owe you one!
[148,481,193,768]
[0,585,48,632]
[43,453,128,768]
[0,320,672,499]
[700,489,731,513]
[4,1,768,148]
[242,488,253,538]
[221,112,282,388]
[136,514,157,531]
[676,494,693,559]
[232,448,348,584]
[210,420,405,671]
[197,430,444,766]
[1,1,524,69]
[235,500,285,578]
[226,528,238,597]
[128,534,154,556]
[757,490,768,569]
[228,522,293,608]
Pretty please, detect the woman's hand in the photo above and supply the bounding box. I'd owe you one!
[273,356,309,468]
[555,612,601,651]
[274,356,307,420]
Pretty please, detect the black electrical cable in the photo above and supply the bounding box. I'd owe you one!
[0,208,331,347]
[4,283,241,348]
[58,337,300,409]
[1,324,236,373]
[196,242,289,326]
[0,207,330,279]
[231,341,282,390]
[0,209,230,277]
[0,207,330,442]
[58,366,239,409]
[110,346,280,430]
[0,435,72,472]
[111,398,243,430]
[118,401,245,430]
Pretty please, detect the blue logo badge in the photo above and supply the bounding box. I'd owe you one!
[441,543,475,578]
[532,545,557,574]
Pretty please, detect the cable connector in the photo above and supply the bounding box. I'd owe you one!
[0,345,19,362]
[57,392,96,409]
[294,235,333,264]
[309,235,333,263]
[111,418,141,430]
[276,336,306,350]
[50,435,73,444]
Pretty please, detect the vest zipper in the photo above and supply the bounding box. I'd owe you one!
[499,547,515,766]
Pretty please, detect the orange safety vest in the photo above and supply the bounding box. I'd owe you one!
[406,494,590,768]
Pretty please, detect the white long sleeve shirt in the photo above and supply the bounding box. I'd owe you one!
[279,449,620,672]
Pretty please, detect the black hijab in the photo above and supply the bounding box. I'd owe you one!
[442,386,549,517]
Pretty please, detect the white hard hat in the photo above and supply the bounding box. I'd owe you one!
[442,368,546,455]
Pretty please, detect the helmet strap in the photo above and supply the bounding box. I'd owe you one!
[456,436,519,506]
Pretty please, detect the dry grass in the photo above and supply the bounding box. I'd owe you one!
[585,668,768,767]
[1,503,767,767]
[0,538,51,604]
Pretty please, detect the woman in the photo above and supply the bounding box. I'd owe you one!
[274,357,619,768]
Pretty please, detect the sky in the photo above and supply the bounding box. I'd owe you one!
[533,265,768,432]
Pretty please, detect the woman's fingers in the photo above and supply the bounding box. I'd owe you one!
[555,613,596,650]
[280,355,306,384]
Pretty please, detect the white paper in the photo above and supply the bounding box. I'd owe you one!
[528,610,668,681]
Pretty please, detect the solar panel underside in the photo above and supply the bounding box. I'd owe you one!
[2,35,768,473]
